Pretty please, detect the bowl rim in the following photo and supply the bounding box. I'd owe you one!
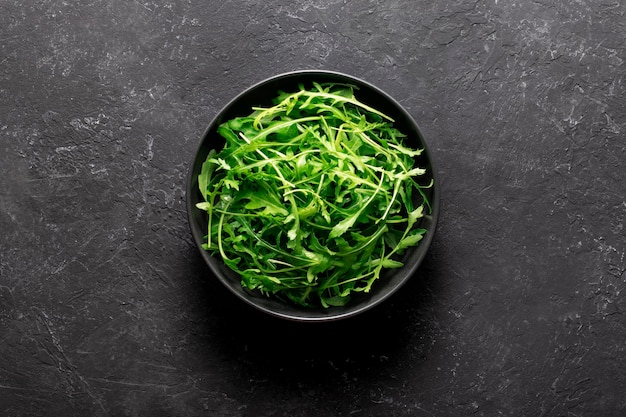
[186,69,440,322]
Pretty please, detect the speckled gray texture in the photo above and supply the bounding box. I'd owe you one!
[1,0,625,416]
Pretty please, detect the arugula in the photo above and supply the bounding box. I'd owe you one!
[197,82,432,308]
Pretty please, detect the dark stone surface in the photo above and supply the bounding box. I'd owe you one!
[1,0,624,416]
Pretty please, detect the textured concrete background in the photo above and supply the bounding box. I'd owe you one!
[1,0,625,416]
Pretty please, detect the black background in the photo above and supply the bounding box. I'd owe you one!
[1,1,625,416]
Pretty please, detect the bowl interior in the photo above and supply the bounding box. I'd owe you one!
[187,70,439,321]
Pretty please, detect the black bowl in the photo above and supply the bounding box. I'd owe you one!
[186,70,439,322]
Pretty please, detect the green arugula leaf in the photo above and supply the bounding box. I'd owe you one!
[242,193,289,217]
[396,230,426,252]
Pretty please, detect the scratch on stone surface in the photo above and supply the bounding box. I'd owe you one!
[33,308,108,412]
[145,135,154,161]
[564,104,583,127]
[604,113,621,134]
[87,377,178,391]
[0,384,55,394]
[132,0,153,12]
[0,285,16,309]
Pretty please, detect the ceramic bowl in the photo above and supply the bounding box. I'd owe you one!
[186,70,439,322]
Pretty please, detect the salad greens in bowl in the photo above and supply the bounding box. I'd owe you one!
[187,70,439,321]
